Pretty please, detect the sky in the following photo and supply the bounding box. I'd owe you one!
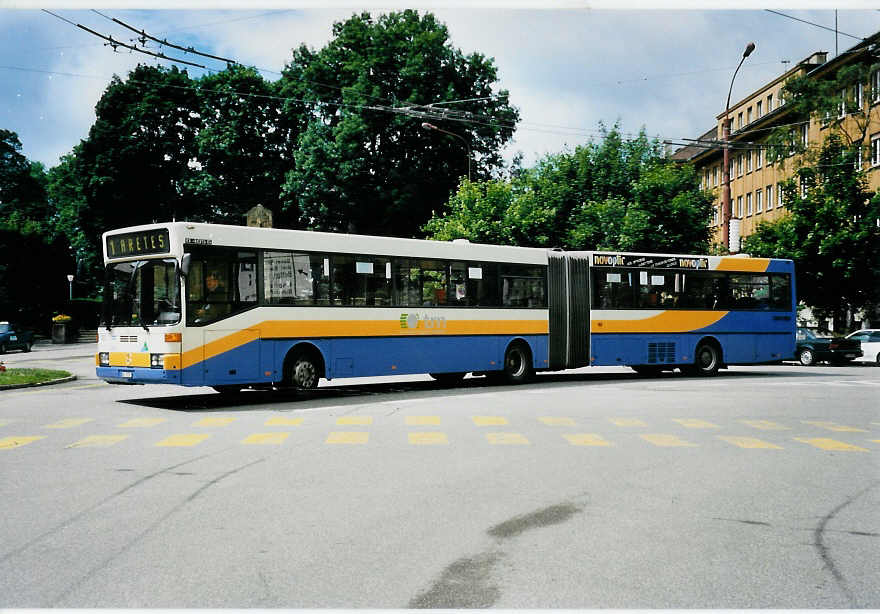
[2,4,880,171]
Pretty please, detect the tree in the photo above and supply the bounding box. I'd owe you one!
[0,130,49,234]
[425,125,714,254]
[743,134,880,330]
[278,10,519,236]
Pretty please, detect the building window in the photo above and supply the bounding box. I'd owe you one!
[713,165,718,187]
[766,185,773,211]
[713,206,719,226]
[800,123,809,148]
[737,155,743,177]
[737,112,743,129]
[838,88,847,118]
[757,100,763,117]
[756,147,763,169]
[747,107,752,124]
[853,83,864,112]
[869,134,880,167]
[777,183,784,209]
[756,188,763,213]
[746,151,753,173]
[736,195,743,217]
[767,93,773,110]
[800,176,808,198]
[704,169,709,189]
[872,70,880,104]
[746,192,753,216]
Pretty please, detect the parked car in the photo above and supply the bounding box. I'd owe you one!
[0,321,34,353]
[844,329,880,365]
[795,327,861,366]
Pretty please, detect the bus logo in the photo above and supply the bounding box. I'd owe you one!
[399,314,446,329]
[400,313,420,329]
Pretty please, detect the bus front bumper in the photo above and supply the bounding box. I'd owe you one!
[96,366,181,385]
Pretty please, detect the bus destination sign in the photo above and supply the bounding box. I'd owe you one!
[106,228,170,258]
[592,254,709,270]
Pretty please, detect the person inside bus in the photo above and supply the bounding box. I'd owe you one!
[193,268,232,323]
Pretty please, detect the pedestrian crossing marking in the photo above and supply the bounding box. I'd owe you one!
[740,420,790,430]
[472,416,508,426]
[564,433,613,447]
[264,417,304,426]
[193,416,237,427]
[44,418,94,429]
[609,418,647,427]
[67,435,129,448]
[794,438,868,452]
[486,432,529,445]
[242,432,289,445]
[803,421,867,433]
[336,416,373,426]
[406,416,441,426]
[641,434,698,447]
[0,420,11,428]
[673,419,720,429]
[717,436,783,449]
[118,418,167,428]
[154,434,210,447]
[326,431,369,444]
[539,417,576,427]
[0,436,45,450]
[408,432,448,445]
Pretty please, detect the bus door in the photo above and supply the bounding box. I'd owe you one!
[548,252,591,370]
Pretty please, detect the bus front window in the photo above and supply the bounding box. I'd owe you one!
[103,259,181,327]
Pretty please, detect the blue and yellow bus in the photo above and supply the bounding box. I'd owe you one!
[96,222,796,391]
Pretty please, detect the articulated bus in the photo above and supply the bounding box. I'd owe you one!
[96,222,796,392]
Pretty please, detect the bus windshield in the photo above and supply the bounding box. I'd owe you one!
[102,258,181,327]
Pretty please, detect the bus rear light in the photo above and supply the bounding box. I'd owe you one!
[164,333,182,342]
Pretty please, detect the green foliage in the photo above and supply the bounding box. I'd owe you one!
[279,10,518,236]
[426,124,714,254]
[0,369,71,387]
[744,134,880,328]
[0,130,49,234]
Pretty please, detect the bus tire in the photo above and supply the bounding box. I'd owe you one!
[429,372,467,384]
[289,351,321,390]
[501,342,534,384]
[683,340,721,376]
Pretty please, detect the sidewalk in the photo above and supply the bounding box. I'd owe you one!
[1,340,97,382]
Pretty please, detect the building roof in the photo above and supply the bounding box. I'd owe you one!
[670,127,718,162]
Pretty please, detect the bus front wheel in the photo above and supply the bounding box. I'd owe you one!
[683,341,721,377]
[501,343,534,384]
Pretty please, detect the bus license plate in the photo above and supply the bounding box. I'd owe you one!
[122,372,133,378]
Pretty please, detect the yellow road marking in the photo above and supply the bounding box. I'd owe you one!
[0,436,45,449]
[67,435,129,448]
[193,416,237,427]
[336,416,373,426]
[118,418,167,428]
[640,434,698,447]
[242,432,290,445]
[264,417,304,426]
[795,438,868,452]
[740,420,790,430]
[408,432,449,445]
[539,417,576,427]
[326,431,369,444]
[70,384,107,390]
[0,420,11,428]
[673,419,719,429]
[608,418,647,427]
[406,416,441,426]
[803,421,867,433]
[564,433,613,446]
[154,434,210,447]
[43,418,94,429]
[472,416,508,426]
[486,432,529,445]
[717,436,783,449]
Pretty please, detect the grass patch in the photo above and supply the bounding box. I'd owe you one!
[0,368,71,387]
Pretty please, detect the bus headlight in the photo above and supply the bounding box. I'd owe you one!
[150,353,163,369]
[99,352,110,366]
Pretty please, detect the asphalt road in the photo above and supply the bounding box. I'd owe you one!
[1,345,878,608]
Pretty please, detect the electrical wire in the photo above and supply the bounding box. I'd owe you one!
[764,10,865,41]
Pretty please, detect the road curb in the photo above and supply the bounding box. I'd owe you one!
[0,374,77,391]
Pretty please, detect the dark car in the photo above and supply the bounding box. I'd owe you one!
[795,327,861,366]
[0,322,34,353]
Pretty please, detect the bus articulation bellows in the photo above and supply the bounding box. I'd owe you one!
[96,222,796,391]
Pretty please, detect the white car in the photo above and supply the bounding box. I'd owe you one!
[845,329,880,365]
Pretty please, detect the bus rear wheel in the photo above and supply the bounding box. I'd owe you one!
[683,341,721,377]
[289,352,320,390]
[501,343,534,384]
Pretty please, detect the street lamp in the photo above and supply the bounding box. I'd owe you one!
[722,41,756,252]
[67,274,74,301]
[421,122,472,182]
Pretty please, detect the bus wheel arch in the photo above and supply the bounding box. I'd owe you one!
[282,343,326,390]
[683,337,723,376]
[500,338,535,384]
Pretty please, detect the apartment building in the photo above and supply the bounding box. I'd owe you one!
[673,32,880,251]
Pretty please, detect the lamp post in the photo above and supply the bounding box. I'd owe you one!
[722,41,756,252]
[421,122,472,182]
[67,274,74,301]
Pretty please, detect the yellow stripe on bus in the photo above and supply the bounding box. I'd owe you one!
[592,311,728,334]
[716,257,770,272]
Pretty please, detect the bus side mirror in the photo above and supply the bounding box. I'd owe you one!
[180,253,191,277]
